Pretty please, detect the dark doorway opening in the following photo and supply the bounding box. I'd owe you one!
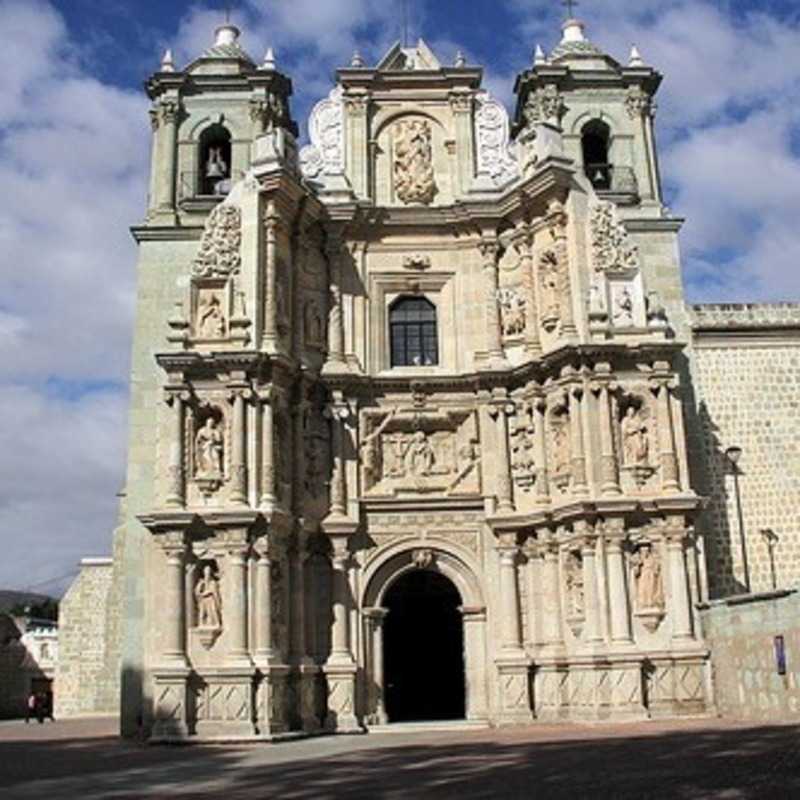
[383,569,465,722]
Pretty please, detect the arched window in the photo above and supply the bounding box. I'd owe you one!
[581,120,611,190]
[389,296,438,367]
[198,124,232,196]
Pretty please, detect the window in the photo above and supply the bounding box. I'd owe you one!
[389,296,438,367]
[198,124,232,196]
[581,120,611,190]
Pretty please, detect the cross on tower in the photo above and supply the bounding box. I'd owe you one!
[562,0,579,19]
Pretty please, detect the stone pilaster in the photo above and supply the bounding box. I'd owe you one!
[569,387,588,494]
[479,237,505,363]
[533,396,550,502]
[604,520,633,646]
[226,533,253,668]
[262,202,279,352]
[665,521,695,646]
[259,389,277,509]
[513,227,542,355]
[652,376,681,493]
[580,527,603,648]
[228,386,250,507]
[364,607,389,725]
[594,382,621,496]
[154,99,178,221]
[164,389,188,508]
[489,394,515,514]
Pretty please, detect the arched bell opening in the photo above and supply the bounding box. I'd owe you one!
[198,123,232,196]
[581,119,612,190]
[382,569,465,722]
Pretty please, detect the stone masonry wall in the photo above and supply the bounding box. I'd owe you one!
[689,303,800,598]
[55,559,119,717]
[700,591,800,721]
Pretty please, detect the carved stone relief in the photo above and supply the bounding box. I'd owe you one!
[590,202,640,274]
[547,397,571,493]
[522,85,565,128]
[192,204,242,277]
[360,408,481,496]
[497,286,527,338]
[190,405,227,496]
[194,288,227,340]
[617,394,656,489]
[474,91,519,186]
[632,541,665,632]
[193,562,222,649]
[299,86,344,179]
[538,249,563,333]
[509,403,537,490]
[303,297,325,349]
[393,119,436,205]
[563,550,584,632]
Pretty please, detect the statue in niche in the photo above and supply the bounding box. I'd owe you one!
[612,286,635,327]
[195,416,224,477]
[197,292,226,339]
[539,250,561,331]
[621,405,650,467]
[393,119,436,205]
[564,551,584,617]
[632,543,664,610]
[550,415,570,476]
[304,299,324,345]
[194,564,222,629]
[497,287,526,337]
[406,430,435,477]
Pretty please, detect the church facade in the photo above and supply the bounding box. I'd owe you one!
[97,18,798,740]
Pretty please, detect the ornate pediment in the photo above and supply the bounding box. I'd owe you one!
[376,39,442,72]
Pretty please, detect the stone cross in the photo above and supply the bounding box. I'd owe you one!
[562,0,579,18]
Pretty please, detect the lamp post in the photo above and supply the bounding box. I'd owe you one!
[725,445,751,594]
[760,528,779,591]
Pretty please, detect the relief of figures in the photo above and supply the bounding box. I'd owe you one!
[196,291,226,339]
[393,119,437,205]
[538,250,562,332]
[497,286,527,338]
[563,551,584,619]
[632,543,664,612]
[360,409,480,496]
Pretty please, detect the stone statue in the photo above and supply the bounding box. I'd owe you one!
[393,119,436,205]
[550,415,570,475]
[197,293,225,339]
[194,564,222,629]
[195,417,224,477]
[621,406,650,466]
[613,286,634,326]
[539,250,561,331]
[497,287,526,337]
[406,430,435,477]
[632,543,664,610]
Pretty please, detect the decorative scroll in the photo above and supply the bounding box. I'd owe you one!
[474,92,519,186]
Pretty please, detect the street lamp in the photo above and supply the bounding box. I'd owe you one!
[760,528,779,591]
[724,445,751,594]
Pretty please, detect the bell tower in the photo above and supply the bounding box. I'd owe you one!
[144,24,298,226]
[513,16,663,210]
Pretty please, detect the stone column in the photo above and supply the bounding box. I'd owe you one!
[325,236,346,369]
[326,402,350,518]
[605,522,633,646]
[513,229,542,355]
[259,390,277,508]
[364,607,388,725]
[570,387,588,494]
[595,383,621,495]
[665,523,694,644]
[161,532,188,666]
[653,379,680,493]
[229,387,250,507]
[461,605,488,720]
[263,204,279,351]
[227,536,252,667]
[155,99,178,214]
[489,397,515,514]
[253,536,275,665]
[548,200,576,337]
[479,238,504,362]
[541,535,565,649]
[495,538,533,724]
[164,390,187,508]
[580,530,603,646]
[323,536,360,732]
[533,396,550,502]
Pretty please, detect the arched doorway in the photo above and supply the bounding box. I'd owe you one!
[383,569,465,722]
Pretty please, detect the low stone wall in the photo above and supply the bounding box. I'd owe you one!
[55,558,119,717]
[700,589,800,721]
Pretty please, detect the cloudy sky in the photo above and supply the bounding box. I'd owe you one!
[1,0,799,596]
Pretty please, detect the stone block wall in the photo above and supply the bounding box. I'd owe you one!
[689,303,800,597]
[700,590,800,721]
[55,558,120,717]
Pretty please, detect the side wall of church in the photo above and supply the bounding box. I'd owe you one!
[688,303,800,598]
[55,559,118,716]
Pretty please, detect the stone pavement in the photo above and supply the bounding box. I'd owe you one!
[0,716,798,799]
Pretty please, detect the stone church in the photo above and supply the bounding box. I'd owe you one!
[56,17,800,736]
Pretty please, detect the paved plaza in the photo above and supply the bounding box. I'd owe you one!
[0,716,798,799]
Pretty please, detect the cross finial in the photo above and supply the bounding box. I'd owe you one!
[562,0,579,19]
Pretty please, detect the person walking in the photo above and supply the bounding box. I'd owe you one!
[35,692,45,724]
[25,692,36,723]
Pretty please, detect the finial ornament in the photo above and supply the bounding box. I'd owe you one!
[562,0,579,19]
[534,44,547,65]
[350,50,365,67]
[629,45,645,67]
[262,47,276,71]
[161,48,175,73]
[455,50,466,67]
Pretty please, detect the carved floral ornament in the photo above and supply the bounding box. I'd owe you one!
[299,86,345,179]
[393,118,437,205]
[192,203,242,278]
[522,85,565,128]
[590,202,640,273]
[474,92,519,186]
[625,86,655,120]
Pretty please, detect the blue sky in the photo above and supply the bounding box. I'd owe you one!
[1,0,799,594]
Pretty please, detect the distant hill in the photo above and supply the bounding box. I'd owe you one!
[0,591,55,614]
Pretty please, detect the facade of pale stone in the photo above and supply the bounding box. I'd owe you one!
[60,18,800,736]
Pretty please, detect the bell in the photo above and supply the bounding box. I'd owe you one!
[205,147,226,178]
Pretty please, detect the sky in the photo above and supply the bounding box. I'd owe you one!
[1,0,799,596]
